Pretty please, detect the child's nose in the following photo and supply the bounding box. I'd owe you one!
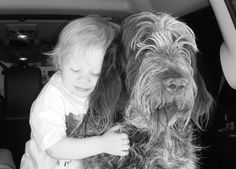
[77,76,91,83]
[77,72,91,84]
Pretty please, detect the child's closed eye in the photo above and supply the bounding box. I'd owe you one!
[91,72,100,77]
[70,68,80,73]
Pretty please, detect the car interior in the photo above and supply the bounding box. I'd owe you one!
[0,0,236,168]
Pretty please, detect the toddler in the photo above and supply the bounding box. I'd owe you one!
[20,15,130,169]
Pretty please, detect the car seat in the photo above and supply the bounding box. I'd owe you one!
[3,65,42,119]
[0,148,15,169]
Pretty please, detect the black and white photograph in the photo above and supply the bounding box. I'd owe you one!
[0,0,236,169]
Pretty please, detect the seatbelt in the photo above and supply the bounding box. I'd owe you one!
[216,73,226,104]
[217,73,236,136]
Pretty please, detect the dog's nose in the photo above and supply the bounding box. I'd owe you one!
[163,78,187,93]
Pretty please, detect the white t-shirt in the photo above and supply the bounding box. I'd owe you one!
[20,72,89,169]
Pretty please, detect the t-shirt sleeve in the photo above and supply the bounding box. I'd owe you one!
[30,85,67,151]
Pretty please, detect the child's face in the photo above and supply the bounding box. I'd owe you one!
[61,46,105,98]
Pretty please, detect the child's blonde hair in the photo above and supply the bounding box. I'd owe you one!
[47,15,120,71]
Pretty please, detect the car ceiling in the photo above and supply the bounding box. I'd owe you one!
[0,0,210,63]
[0,0,210,16]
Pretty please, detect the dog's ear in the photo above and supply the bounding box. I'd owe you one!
[191,70,214,129]
[101,36,127,112]
[87,36,126,131]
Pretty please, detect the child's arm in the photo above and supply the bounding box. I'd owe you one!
[46,125,130,160]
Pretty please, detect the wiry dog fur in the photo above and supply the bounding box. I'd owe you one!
[66,12,214,169]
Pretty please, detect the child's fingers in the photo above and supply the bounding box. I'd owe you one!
[116,150,129,157]
[122,138,130,145]
[122,144,130,151]
[108,125,122,132]
[120,133,128,139]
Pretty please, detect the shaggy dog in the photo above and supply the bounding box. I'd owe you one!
[66,12,213,169]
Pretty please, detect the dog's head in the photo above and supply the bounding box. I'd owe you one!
[121,12,213,135]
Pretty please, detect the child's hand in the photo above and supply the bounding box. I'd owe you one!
[100,125,130,156]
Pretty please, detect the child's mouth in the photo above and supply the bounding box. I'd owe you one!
[74,86,90,92]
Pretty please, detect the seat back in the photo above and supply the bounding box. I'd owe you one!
[4,65,42,119]
[0,148,16,169]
